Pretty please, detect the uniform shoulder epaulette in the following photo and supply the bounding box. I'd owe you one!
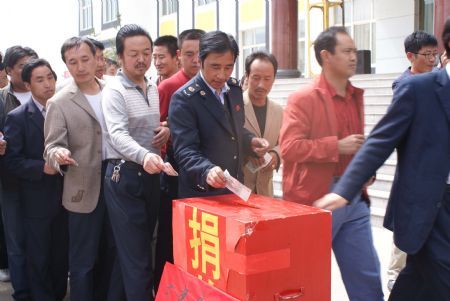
[182,83,202,98]
[227,77,240,87]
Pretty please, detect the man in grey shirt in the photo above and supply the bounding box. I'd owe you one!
[102,24,175,301]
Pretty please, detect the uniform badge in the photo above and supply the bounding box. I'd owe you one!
[231,78,237,85]
[200,90,206,96]
[188,86,195,92]
[235,104,241,112]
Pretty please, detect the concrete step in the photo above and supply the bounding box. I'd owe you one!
[363,87,394,96]
[365,105,390,115]
[370,174,394,192]
[377,159,397,176]
[370,207,386,228]
[364,94,392,104]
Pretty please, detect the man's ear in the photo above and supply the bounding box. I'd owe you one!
[5,67,12,76]
[320,49,330,65]
[406,52,415,63]
[24,82,31,91]
[176,49,181,59]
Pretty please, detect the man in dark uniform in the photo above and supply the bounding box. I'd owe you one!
[169,30,269,198]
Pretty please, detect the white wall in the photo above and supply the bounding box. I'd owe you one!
[374,0,415,73]
[0,0,78,78]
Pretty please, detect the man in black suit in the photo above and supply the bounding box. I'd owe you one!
[314,18,450,301]
[4,59,68,301]
[169,30,269,198]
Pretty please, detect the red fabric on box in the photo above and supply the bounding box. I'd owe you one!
[156,262,239,301]
[172,194,332,301]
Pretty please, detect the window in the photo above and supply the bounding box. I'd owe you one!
[333,0,376,64]
[79,0,93,35]
[102,0,119,29]
[420,0,434,33]
[162,0,178,16]
[241,27,266,74]
[197,0,216,6]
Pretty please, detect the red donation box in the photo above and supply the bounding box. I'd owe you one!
[172,194,332,301]
[156,262,239,301]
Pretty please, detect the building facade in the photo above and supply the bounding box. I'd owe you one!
[1,0,447,79]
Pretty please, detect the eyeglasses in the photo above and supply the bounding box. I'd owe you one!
[413,52,439,60]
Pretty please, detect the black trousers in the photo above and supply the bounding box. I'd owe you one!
[389,193,450,301]
[104,161,160,301]
[24,209,68,301]
[154,149,178,292]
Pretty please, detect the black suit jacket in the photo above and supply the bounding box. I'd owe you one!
[333,69,450,254]
[3,99,63,218]
[169,74,254,198]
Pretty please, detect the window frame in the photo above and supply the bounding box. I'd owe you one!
[162,0,178,16]
[79,0,94,36]
[102,0,120,30]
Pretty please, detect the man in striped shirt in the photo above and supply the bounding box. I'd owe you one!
[102,24,174,301]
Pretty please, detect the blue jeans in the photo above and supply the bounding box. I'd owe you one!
[331,183,384,301]
[2,190,30,300]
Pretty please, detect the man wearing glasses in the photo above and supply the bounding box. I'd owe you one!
[392,31,438,91]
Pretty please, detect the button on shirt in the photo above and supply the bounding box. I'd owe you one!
[323,76,362,177]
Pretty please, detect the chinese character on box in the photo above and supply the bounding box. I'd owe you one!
[173,194,332,301]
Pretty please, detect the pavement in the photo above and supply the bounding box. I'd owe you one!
[0,226,394,301]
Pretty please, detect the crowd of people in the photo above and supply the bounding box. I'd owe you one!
[0,18,448,301]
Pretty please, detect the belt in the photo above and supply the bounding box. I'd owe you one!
[107,159,143,170]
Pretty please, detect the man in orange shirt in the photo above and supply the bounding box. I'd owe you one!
[279,27,383,300]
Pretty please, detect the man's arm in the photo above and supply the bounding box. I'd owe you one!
[315,81,417,209]
[4,113,45,181]
[169,92,216,190]
[44,100,73,173]
[280,92,339,164]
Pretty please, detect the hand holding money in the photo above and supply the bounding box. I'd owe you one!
[251,138,269,157]
[55,149,78,166]
[206,166,227,188]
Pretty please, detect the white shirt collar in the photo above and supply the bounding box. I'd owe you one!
[31,96,45,114]
[199,71,230,96]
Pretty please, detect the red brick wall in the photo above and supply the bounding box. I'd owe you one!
[434,0,450,50]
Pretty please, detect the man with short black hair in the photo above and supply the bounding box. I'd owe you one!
[386,30,438,292]
[315,19,450,300]
[152,35,179,85]
[392,31,438,90]
[314,18,450,301]
[44,36,122,301]
[0,45,38,301]
[169,30,269,198]
[88,38,107,80]
[242,51,282,197]
[102,24,173,301]
[154,28,205,291]
[280,27,383,300]
[4,58,68,301]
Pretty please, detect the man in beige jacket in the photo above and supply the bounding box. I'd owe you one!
[243,51,283,197]
[44,37,122,301]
